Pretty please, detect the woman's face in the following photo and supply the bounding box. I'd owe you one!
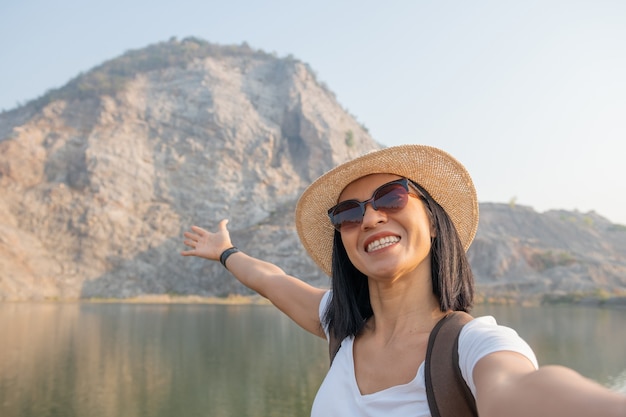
[337,174,435,282]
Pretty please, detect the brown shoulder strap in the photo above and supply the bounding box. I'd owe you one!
[425,311,478,417]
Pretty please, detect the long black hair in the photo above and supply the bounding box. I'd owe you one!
[323,179,474,342]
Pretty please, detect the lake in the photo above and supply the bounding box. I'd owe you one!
[0,302,624,417]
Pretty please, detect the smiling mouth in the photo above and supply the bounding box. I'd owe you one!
[366,236,400,253]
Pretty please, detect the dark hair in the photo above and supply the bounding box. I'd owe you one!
[323,180,474,342]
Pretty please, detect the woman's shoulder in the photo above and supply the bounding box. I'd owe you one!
[458,315,539,396]
[319,290,332,316]
[461,316,539,363]
[319,290,332,336]
[460,315,534,353]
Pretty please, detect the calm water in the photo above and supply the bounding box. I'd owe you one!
[0,302,624,417]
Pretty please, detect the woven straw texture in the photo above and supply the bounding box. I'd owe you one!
[295,145,479,277]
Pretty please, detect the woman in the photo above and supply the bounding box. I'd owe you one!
[181,145,625,416]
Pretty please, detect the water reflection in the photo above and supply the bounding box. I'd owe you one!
[473,304,626,388]
[0,303,624,417]
[0,303,327,417]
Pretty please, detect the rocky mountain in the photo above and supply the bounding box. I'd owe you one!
[1,37,625,304]
[469,204,626,304]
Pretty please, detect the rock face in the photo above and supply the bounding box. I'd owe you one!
[1,38,625,302]
[469,204,626,302]
[0,38,380,300]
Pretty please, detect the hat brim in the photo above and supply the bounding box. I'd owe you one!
[295,144,479,277]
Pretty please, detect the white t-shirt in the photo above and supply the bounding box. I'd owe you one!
[311,291,538,417]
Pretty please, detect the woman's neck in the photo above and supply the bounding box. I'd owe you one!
[365,270,447,340]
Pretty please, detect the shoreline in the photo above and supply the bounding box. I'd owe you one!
[2,293,626,309]
[0,294,272,305]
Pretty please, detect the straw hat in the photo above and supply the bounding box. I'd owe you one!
[295,144,479,277]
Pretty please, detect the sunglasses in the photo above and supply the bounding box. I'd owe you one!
[327,178,421,231]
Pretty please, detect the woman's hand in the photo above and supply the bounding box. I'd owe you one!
[181,218,326,338]
[181,219,233,261]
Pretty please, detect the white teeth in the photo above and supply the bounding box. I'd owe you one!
[367,236,400,252]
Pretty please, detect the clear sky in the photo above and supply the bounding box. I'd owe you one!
[2,0,625,224]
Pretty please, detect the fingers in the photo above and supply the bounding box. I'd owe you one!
[218,219,229,231]
[180,236,197,256]
[186,221,227,237]
[190,225,208,235]
[181,220,231,259]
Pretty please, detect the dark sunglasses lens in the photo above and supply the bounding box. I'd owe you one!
[330,181,410,230]
[374,183,409,211]
[330,201,362,229]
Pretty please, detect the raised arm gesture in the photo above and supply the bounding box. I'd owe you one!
[181,219,326,338]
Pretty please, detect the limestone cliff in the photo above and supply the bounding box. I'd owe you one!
[469,204,626,303]
[1,38,625,303]
[0,38,379,300]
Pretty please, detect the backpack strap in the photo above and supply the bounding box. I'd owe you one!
[425,311,478,417]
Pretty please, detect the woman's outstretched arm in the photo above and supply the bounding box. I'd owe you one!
[474,350,626,417]
[181,219,327,338]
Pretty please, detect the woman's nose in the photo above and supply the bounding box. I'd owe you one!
[360,204,387,230]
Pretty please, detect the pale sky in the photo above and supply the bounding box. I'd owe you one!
[2,0,625,224]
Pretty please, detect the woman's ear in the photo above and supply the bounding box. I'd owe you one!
[430,221,437,239]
